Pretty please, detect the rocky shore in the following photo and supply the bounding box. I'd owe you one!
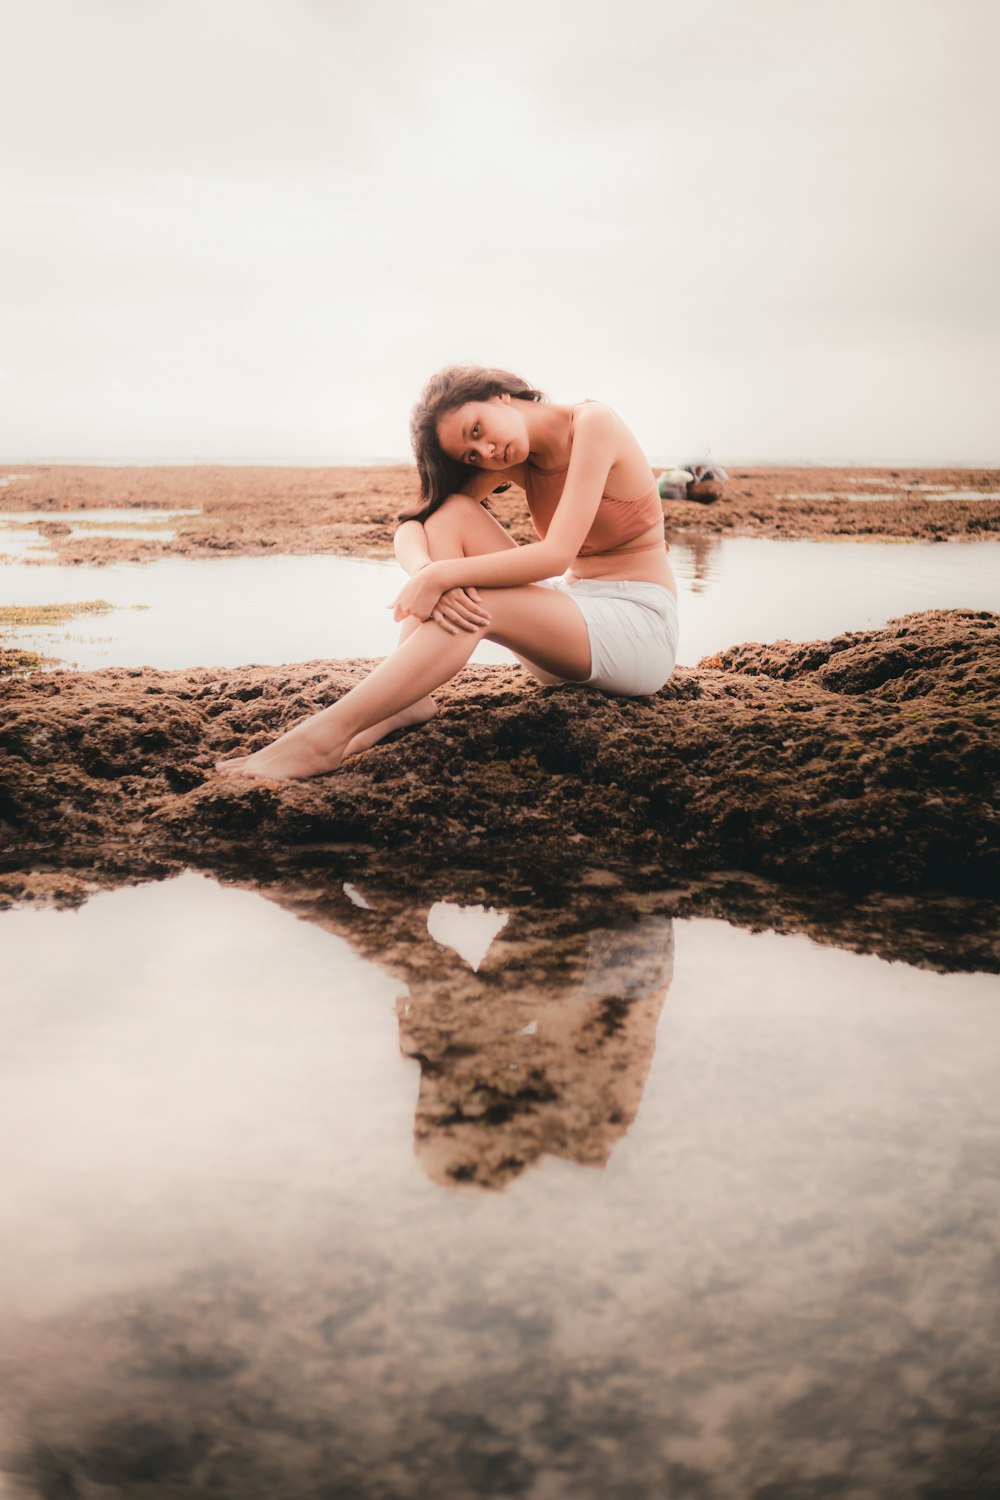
[2,607,996,970]
[3,463,997,970]
[1,462,997,565]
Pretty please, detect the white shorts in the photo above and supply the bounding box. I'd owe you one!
[529,578,680,697]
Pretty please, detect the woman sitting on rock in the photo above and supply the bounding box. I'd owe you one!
[217,365,679,780]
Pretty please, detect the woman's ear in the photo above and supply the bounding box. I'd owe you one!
[498,391,511,404]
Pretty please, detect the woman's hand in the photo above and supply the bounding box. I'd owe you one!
[393,564,491,634]
[392,564,446,624]
[431,587,491,635]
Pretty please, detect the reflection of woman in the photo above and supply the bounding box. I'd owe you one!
[218,366,679,780]
[403,915,675,1191]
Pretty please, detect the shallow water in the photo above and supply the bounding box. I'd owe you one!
[669,535,1000,657]
[0,553,425,668]
[1,871,997,1497]
[2,537,998,672]
[780,489,994,501]
[0,508,200,560]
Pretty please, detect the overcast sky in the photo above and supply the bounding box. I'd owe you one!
[2,0,996,464]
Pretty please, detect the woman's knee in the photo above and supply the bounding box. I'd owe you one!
[429,493,480,526]
[423,494,480,548]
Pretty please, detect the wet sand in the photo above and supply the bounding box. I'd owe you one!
[2,607,996,970]
[1,462,998,565]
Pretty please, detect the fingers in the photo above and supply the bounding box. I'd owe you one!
[393,589,491,632]
[394,602,431,626]
[442,589,491,629]
[437,611,475,633]
[433,602,492,634]
[431,609,456,634]
[455,603,491,627]
[432,608,476,635]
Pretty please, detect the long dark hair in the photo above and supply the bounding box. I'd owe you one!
[400,365,545,525]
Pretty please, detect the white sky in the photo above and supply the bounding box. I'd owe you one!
[2,0,997,464]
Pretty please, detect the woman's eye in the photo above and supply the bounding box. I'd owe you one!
[472,424,479,438]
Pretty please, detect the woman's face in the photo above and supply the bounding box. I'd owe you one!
[436,393,526,470]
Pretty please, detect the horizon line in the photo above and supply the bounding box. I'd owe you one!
[2,455,997,471]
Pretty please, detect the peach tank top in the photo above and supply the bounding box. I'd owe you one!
[523,460,667,557]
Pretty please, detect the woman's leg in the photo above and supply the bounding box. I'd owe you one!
[342,615,430,757]
[216,578,591,780]
[342,495,520,756]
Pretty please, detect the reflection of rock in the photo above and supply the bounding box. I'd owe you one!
[0,874,997,1497]
[257,881,674,1191]
[403,918,674,1190]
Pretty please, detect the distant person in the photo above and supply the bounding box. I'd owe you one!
[684,462,729,504]
[656,462,729,503]
[217,366,679,780]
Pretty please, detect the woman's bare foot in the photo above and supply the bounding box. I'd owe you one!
[343,697,437,758]
[216,718,350,780]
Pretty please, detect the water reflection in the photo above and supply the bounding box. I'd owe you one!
[425,898,510,970]
[665,529,721,595]
[399,908,674,1188]
[275,880,676,1190]
[1,873,998,1497]
[671,534,1000,662]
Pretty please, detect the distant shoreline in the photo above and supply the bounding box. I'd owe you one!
[3,457,997,470]
[1,463,998,556]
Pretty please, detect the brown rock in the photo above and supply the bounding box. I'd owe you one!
[1,611,995,911]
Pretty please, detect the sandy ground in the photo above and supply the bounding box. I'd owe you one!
[1,462,998,565]
[2,608,996,971]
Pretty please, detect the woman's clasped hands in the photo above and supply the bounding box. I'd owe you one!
[392,564,491,635]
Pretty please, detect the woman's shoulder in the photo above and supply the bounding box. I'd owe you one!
[572,399,622,438]
[570,401,650,492]
[570,400,624,457]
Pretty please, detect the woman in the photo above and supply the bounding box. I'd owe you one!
[217,366,679,780]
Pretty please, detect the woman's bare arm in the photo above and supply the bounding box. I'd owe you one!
[395,406,618,609]
[459,456,530,502]
[425,414,614,588]
[394,520,432,577]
